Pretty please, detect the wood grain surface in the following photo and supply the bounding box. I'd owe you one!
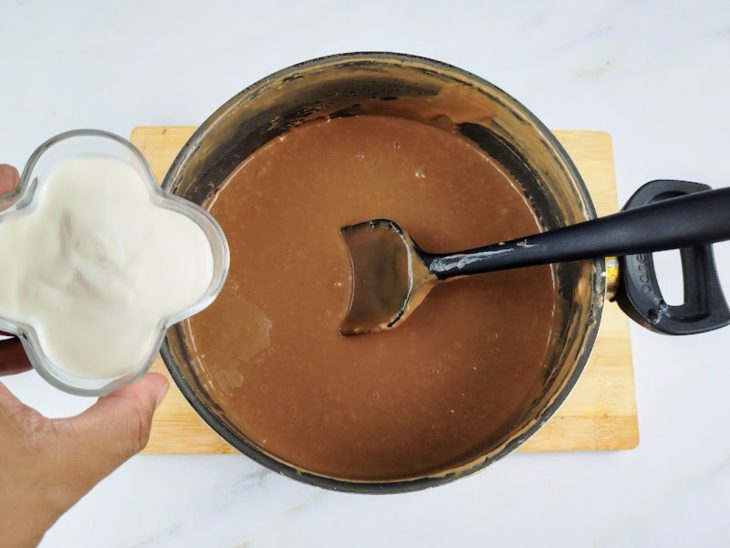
[130,126,639,454]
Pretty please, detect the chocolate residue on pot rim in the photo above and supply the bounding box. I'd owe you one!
[336,85,498,132]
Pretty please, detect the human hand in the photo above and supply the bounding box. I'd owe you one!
[0,164,170,548]
[0,163,19,195]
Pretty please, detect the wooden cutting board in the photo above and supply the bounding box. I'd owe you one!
[131,126,639,453]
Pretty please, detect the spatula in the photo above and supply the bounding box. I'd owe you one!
[339,186,730,335]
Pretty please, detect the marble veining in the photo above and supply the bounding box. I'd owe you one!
[1,1,729,547]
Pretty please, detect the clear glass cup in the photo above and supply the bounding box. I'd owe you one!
[0,129,229,396]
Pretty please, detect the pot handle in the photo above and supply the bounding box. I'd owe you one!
[613,180,730,335]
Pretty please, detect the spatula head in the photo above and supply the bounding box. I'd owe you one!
[339,219,436,336]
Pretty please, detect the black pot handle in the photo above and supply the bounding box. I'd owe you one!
[614,180,730,335]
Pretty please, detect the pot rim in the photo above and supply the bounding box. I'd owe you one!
[161,51,605,494]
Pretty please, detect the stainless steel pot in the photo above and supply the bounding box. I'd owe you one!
[160,52,728,493]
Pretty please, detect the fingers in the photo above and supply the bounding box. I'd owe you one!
[0,338,32,376]
[0,164,20,195]
[57,372,169,469]
[0,373,169,533]
[42,373,169,509]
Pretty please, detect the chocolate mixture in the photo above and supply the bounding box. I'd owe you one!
[188,115,559,480]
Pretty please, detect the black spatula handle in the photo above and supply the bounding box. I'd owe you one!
[426,186,730,279]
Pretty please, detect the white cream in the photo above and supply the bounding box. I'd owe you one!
[0,156,214,379]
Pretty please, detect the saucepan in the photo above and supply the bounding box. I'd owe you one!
[160,52,729,493]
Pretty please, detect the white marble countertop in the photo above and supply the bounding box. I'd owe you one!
[2,1,730,546]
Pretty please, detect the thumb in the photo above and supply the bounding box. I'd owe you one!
[0,164,20,195]
[55,373,169,482]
